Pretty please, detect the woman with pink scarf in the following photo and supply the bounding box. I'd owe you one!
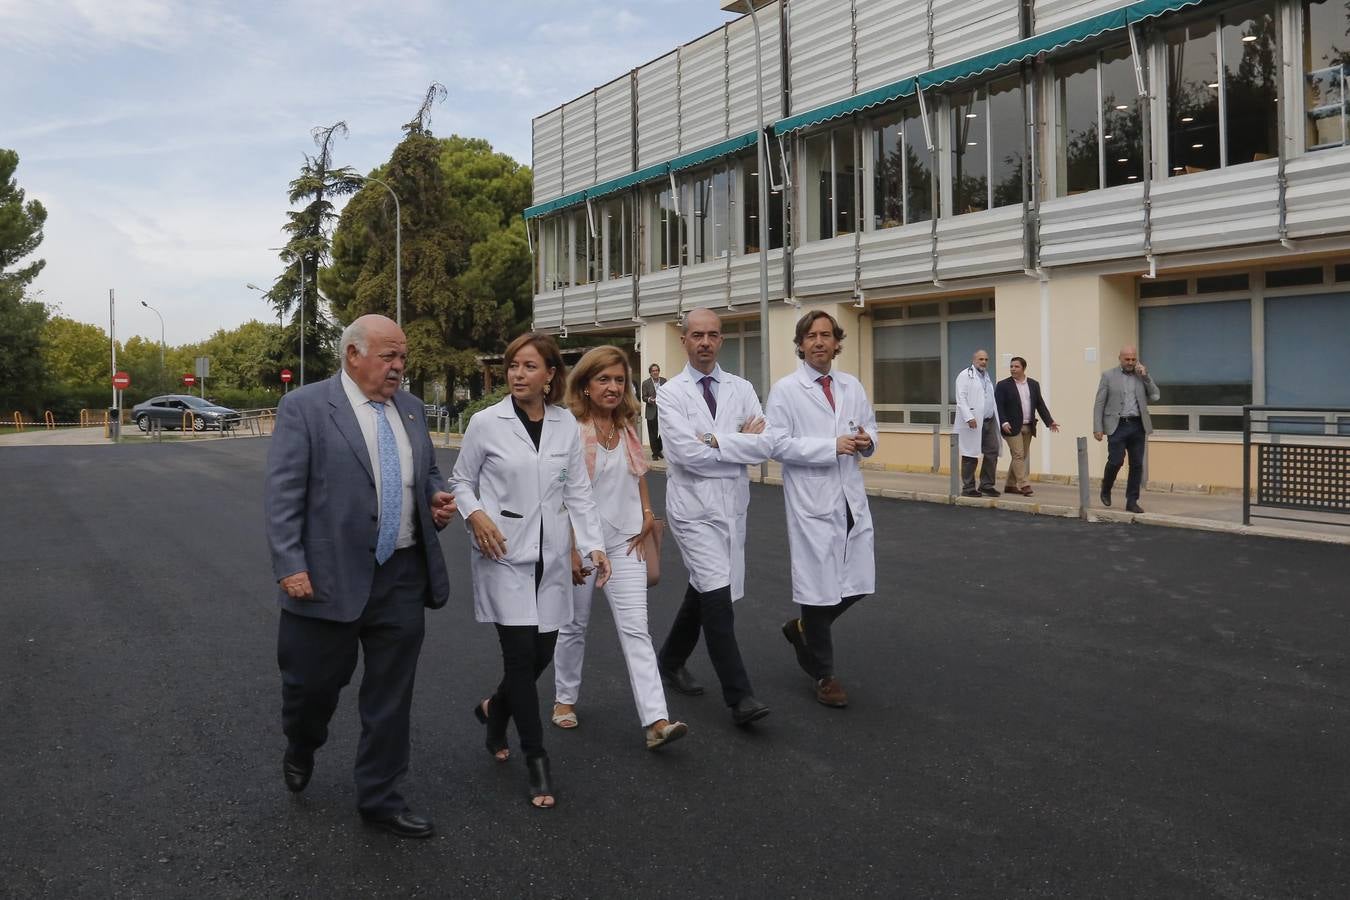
[551,345,688,750]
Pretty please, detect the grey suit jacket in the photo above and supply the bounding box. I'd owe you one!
[640,376,666,421]
[264,374,451,622]
[1093,367,1161,437]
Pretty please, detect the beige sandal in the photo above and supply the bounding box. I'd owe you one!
[551,703,578,729]
[644,719,688,750]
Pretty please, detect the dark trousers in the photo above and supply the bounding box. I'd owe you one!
[1103,417,1147,503]
[659,583,753,706]
[960,417,1001,492]
[646,413,663,458]
[277,547,427,818]
[487,625,558,759]
[801,595,864,679]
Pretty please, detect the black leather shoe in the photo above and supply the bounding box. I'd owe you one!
[661,665,705,696]
[361,810,434,839]
[731,696,770,726]
[1125,502,1145,514]
[979,487,1001,497]
[1100,489,1112,508]
[961,489,982,498]
[282,751,313,793]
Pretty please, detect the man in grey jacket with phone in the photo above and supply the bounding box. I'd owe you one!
[1093,345,1160,513]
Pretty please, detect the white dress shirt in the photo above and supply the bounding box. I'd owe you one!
[341,369,416,549]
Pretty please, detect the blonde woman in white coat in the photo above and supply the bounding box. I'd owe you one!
[551,346,688,751]
[766,311,878,709]
[449,332,610,810]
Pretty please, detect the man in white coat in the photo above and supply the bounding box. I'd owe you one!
[954,349,1002,497]
[655,308,773,726]
[766,311,878,709]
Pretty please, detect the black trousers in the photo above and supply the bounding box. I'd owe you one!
[800,596,864,679]
[1103,417,1147,503]
[659,583,753,706]
[960,417,1001,492]
[487,625,558,759]
[277,547,427,818]
[798,505,864,679]
[646,414,663,458]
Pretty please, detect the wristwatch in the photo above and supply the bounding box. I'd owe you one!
[702,432,716,447]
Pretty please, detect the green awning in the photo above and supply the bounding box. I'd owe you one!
[918,0,1207,90]
[523,188,588,220]
[775,77,918,135]
[525,131,760,219]
[669,130,759,172]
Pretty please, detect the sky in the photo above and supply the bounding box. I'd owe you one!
[0,0,735,344]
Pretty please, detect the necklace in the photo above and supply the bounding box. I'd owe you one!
[594,417,620,449]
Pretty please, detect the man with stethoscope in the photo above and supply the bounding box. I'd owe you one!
[654,307,773,727]
[765,310,878,708]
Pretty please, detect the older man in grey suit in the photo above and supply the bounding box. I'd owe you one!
[265,314,455,839]
[1093,345,1160,513]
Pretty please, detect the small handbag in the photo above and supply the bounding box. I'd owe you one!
[643,518,665,588]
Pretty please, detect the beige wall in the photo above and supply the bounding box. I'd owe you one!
[1147,440,1249,489]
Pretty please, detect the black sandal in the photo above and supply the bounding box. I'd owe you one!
[473,698,510,762]
[526,753,555,809]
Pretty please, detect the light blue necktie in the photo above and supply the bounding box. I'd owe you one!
[370,401,402,565]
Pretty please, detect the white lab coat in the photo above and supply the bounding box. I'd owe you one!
[953,365,1001,460]
[657,364,771,601]
[449,397,604,631]
[766,363,878,607]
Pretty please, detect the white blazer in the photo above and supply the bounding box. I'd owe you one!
[656,364,770,601]
[953,365,1001,459]
[766,363,877,607]
[449,397,604,631]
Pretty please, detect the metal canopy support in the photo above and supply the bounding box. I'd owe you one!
[1129,21,1157,278]
[1275,3,1293,249]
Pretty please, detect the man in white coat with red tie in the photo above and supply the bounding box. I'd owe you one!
[766,311,878,708]
[655,307,773,727]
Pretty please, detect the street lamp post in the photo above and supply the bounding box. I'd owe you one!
[355,174,403,327]
[140,300,165,391]
[724,0,775,479]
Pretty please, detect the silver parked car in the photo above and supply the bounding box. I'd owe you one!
[131,395,240,432]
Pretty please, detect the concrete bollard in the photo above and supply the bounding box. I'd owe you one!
[1077,436,1090,520]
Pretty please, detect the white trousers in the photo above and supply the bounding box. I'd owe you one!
[554,525,669,727]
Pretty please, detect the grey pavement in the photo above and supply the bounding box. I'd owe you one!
[1,440,1347,898]
[10,426,1343,545]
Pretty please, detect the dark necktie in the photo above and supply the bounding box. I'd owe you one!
[817,374,835,411]
[699,375,717,419]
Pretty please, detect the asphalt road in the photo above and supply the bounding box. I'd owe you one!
[1,440,1346,899]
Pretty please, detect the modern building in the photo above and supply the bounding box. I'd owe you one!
[524,0,1350,489]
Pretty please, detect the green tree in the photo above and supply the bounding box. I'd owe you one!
[260,123,363,384]
[42,316,112,387]
[119,334,167,393]
[0,280,48,410]
[0,149,47,291]
[324,95,533,398]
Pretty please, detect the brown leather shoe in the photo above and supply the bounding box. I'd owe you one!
[815,677,849,708]
[1020,486,1034,496]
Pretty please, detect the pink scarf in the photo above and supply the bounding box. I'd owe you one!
[579,419,650,481]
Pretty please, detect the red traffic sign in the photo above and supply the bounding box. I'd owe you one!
[280,369,293,383]
[182,373,196,386]
[112,371,131,389]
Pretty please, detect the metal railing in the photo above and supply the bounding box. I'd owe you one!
[1243,405,1350,527]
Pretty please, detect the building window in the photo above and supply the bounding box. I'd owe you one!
[647,185,685,272]
[872,298,995,425]
[687,166,734,265]
[1265,291,1350,406]
[1164,3,1278,177]
[570,208,594,286]
[538,216,566,293]
[601,196,632,280]
[1055,43,1144,195]
[803,125,858,241]
[871,105,933,229]
[951,75,1025,215]
[1139,300,1253,409]
[742,154,784,252]
[1303,0,1350,150]
[717,320,762,395]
